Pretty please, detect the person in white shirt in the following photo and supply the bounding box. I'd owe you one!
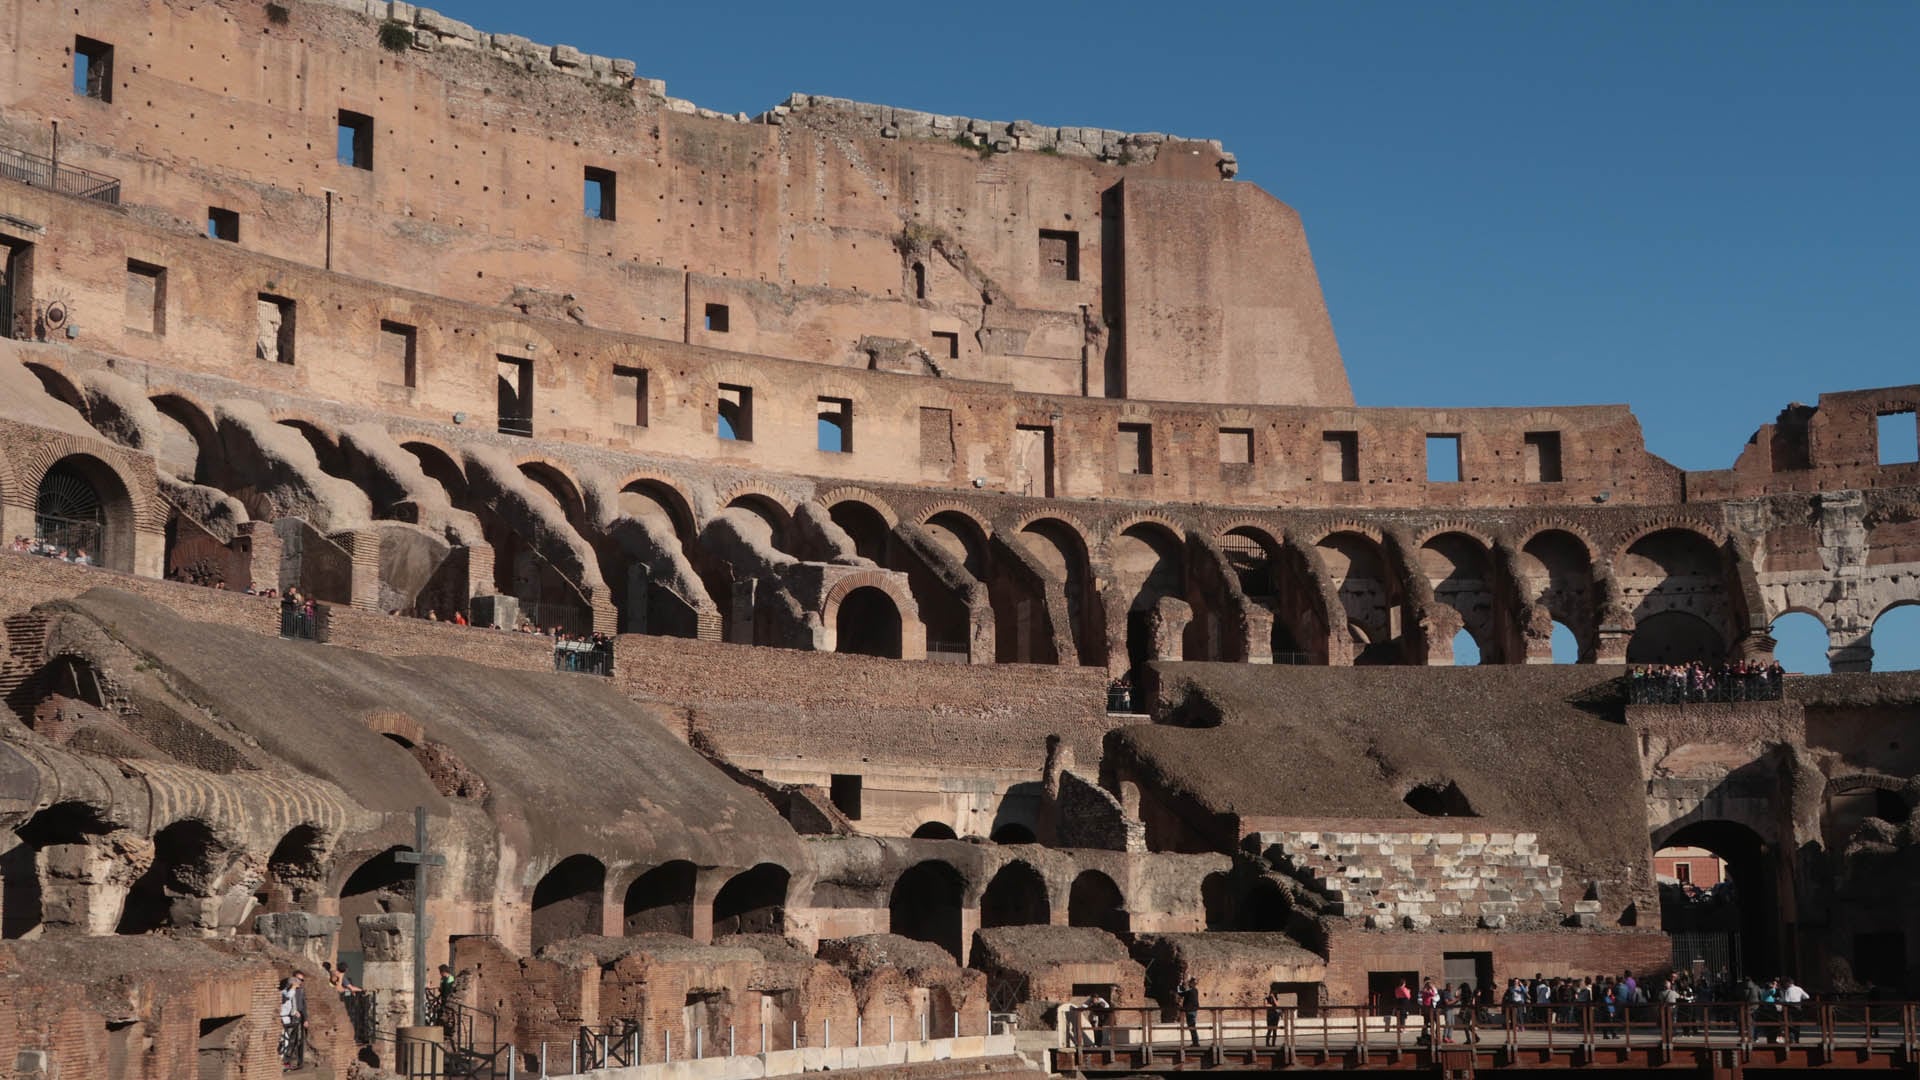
[1778,978,1809,1042]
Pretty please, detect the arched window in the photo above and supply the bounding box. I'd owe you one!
[836,587,903,658]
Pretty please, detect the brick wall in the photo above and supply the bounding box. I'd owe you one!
[1320,928,1672,1005]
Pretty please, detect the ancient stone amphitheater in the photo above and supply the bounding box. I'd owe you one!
[0,2,1915,1077]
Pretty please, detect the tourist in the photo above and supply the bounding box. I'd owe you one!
[1457,982,1479,1043]
[1436,982,1457,1044]
[278,971,307,1068]
[1394,978,1414,1032]
[1263,985,1282,1047]
[1778,977,1809,1042]
[1418,978,1438,1041]
[1180,977,1201,1048]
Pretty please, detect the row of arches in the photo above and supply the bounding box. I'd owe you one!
[887,859,1129,960]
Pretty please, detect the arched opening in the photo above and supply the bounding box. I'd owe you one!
[117,818,227,934]
[3,802,115,939]
[1657,820,1779,980]
[911,822,958,840]
[979,861,1049,928]
[1404,780,1477,817]
[518,461,587,531]
[339,847,414,919]
[623,860,697,936]
[278,419,347,478]
[828,501,890,563]
[835,586,903,658]
[402,442,469,506]
[711,863,789,937]
[27,655,108,729]
[725,495,792,555]
[924,512,987,581]
[1870,603,1920,671]
[151,393,222,486]
[889,860,965,959]
[1627,611,1727,665]
[1420,532,1498,663]
[260,825,328,916]
[1823,785,1913,852]
[1551,621,1580,664]
[1113,524,1186,672]
[1318,532,1401,664]
[35,455,133,571]
[912,261,927,300]
[1770,611,1830,674]
[1450,627,1482,666]
[530,854,607,951]
[1019,519,1100,666]
[608,481,705,639]
[989,823,1036,845]
[1067,870,1127,935]
[25,362,87,415]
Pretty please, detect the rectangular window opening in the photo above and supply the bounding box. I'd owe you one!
[379,320,417,387]
[497,355,533,437]
[255,293,295,365]
[584,166,616,221]
[1014,424,1055,498]
[612,365,649,427]
[1321,431,1359,482]
[1219,427,1253,466]
[1117,422,1152,475]
[1524,430,1563,483]
[207,207,239,243]
[919,407,955,469]
[931,330,959,360]
[336,109,373,170]
[829,774,862,820]
[817,397,852,453]
[73,37,113,102]
[0,239,32,341]
[1038,228,1080,281]
[1878,410,1918,465]
[124,259,165,335]
[717,383,752,442]
[1426,434,1462,483]
[703,302,730,333]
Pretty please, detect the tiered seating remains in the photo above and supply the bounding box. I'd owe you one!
[1253,829,1589,928]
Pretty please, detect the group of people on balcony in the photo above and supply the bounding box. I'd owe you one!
[9,535,91,564]
[1390,969,1813,1044]
[1628,660,1786,704]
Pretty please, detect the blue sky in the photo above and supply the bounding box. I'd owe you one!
[437,1,1918,669]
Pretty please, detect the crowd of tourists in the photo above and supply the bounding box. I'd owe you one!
[1388,969,1815,1044]
[8,535,92,564]
[1628,660,1785,704]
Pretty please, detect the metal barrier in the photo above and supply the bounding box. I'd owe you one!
[279,600,324,641]
[1059,1002,1920,1071]
[0,145,121,204]
[553,639,613,676]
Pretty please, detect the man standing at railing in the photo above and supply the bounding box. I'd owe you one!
[1180,978,1201,1048]
[1778,977,1808,1043]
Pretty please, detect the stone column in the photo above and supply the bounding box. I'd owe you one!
[256,911,344,965]
[37,841,131,935]
[1828,624,1874,673]
[238,520,283,594]
[343,528,383,610]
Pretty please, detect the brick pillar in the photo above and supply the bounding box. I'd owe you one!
[464,540,496,601]
[343,528,383,610]
[238,521,283,593]
[728,578,756,645]
[691,872,725,945]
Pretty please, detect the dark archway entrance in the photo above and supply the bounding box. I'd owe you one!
[624,860,697,936]
[1658,820,1779,980]
[531,854,607,951]
[35,455,133,570]
[979,861,1048,928]
[912,822,958,840]
[712,863,788,936]
[1067,870,1127,935]
[117,819,227,934]
[890,860,965,959]
[836,587,903,658]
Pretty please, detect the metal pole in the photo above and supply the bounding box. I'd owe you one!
[730,1025,736,1058]
[761,1021,767,1054]
[540,1041,547,1078]
[696,1027,703,1059]
[890,1016,895,1045]
[791,1019,798,1051]
[572,1038,578,1073]
[507,1045,517,1080]
[665,1029,672,1064]
[857,1016,863,1048]
[824,1019,830,1049]
[411,806,430,1027]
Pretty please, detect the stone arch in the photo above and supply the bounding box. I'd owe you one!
[721,487,796,551]
[149,391,222,485]
[516,458,589,530]
[1315,528,1402,664]
[274,416,350,480]
[530,854,607,951]
[1111,520,1188,673]
[1618,527,1732,652]
[1627,610,1727,664]
[830,584,904,659]
[1868,600,1920,672]
[337,846,414,919]
[260,824,330,915]
[923,507,990,580]
[117,817,231,934]
[1769,609,1831,674]
[989,823,1037,845]
[622,860,697,936]
[27,451,143,572]
[1017,515,1101,665]
[1518,527,1598,662]
[825,497,894,563]
[711,863,789,936]
[1822,777,1914,852]
[889,860,966,959]
[1220,525,1334,665]
[911,821,959,840]
[3,801,118,939]
[979,860,1049,928]
[1653,819,1781,980]
[1419,530,1501,663]
[400,440,469,505]
[1067,870,1127,934]
[23,361,87,416]
[618,475,699,541]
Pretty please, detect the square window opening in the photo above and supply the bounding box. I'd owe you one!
[1524,431,1563,483]
[1117,422,1152,475]
[254,293,295,365]
[584,166,616,221]
[379,320,417,387]
[612,365,649,427]
[497,355,533,436]
[919,407,955,469]
[1426,434,1462,483]
[1322,431,1359,482]
[1038,228,1080,281]
[717,384,752,442]
[1014,424,1055,498]
[829,774,862,820]
[703,302,730,333]
[1878,410,1918,465]
[337,109,373,170]
[1219,427,1253,466]
[124,260,165,335]
[207,207,240,243]
[931,330,959,360]
[817,397,852,453]
[73,37,113,102]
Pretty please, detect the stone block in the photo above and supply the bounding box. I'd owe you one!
[1573,900,1602,914]
[1402,914,1432,930]
[551,44,583,67]
[1478,914,1507,929]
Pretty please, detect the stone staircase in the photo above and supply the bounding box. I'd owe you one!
[1252,828,1573,929]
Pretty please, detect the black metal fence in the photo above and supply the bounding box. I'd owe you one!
[279,600,325,642]
[554,639,613,676]
[1627,666,1784,705]
[0,146,121,204]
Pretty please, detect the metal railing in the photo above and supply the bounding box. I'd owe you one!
[394,1000,507,1079]
[0,145,121,204]
[497,415,533,437]
[279,600,325,642]
[1627,669,1785,704]
[532,1013,969,1075]
[553,638,613,676]
[1059,1002,1920,1069]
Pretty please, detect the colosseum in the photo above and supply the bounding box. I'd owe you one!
[0,2,1915,1078]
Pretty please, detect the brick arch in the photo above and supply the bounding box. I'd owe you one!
[815,486,899,527]
[1612,517,1726,563]
[615,471,700,538]
[1309,520,1389,549]
[1514,519,1605,568]
[918,501,993,539]
[513,455,589,525]
[479,320,560,359]
[360,710,428,747]
[1412,519,1497,550]
[1107,512,1190,553]
[717,482,798,535]
[1010,510,1096,555]
[1216,518,1283,552]
[15,440,162,575]
[806,375,872,407]
[820,570,919,627]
